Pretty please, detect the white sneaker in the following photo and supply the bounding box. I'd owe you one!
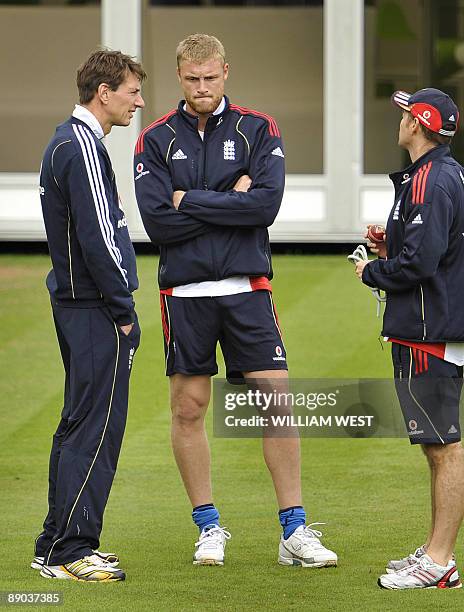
[379,554,461,590]
[92,550,119,567]
[31,556,45,570]
[386,545,426,573]
[278,523,338,568]
[31,550,119,570]
[193,526,231,566]
[40,556,125,582]
[386,546,455,574]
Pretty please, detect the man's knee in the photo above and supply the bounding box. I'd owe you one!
[170,376,210,428]
[172,399,207,427]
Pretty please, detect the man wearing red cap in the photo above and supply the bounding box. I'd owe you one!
[356,88,464,589]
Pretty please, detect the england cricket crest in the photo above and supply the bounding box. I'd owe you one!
[223,139,235,160]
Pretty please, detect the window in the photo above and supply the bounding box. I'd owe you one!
[150,1,321,5]
[0,3,100,172]
[143,4,324,173]
[364,0,464,174]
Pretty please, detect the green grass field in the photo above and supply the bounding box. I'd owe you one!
[0,253,462,611]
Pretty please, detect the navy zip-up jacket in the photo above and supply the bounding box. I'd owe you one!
[40,116,138,325]
[363,144,464,341]
[134,96,285,289]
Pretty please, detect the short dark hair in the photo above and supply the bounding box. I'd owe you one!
[77,49,146,104]
[419,122,452,146]
[405,110,453,146]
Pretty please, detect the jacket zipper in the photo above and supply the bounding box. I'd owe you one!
[419,284,427,340]
[202,131,218,279]
[202,137,208,190]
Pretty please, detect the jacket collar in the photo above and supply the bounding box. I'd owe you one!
[178,95,230,133]
[71,104,105,140]
[389,144,450,184]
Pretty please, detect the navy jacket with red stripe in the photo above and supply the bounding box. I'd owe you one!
[363,144,464,341]
[40,116,138,325]
[133,96,285,289]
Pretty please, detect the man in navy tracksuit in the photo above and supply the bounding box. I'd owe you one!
[356,88,464,589]
[34,50,145,582]
[135,34,337,568]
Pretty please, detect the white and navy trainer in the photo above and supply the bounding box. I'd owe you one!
[193,526,231,566]
[379,554,461,590]
[31,549,119,570]
[278,523,338,568]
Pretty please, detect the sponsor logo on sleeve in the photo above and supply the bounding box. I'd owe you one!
[271,146,285,158]
[135,162,150,181]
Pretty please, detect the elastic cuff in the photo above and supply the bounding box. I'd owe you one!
[115,312,135,326]
[193,503,215,512]
[279,505,304,515]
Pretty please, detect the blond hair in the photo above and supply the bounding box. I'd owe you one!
[176,34,226,67]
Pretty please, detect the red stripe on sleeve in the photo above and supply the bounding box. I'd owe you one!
[135,109,177,154]
[416,166,425,204]
[412,172,419,204]
[419,161,432,204]
[229,104,280,137]
[416,166,427,204]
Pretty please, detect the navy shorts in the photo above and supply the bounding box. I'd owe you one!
[159,290,287,382]
[392,343,463,445]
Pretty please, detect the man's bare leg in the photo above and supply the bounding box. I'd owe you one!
[170,374,212,507]
[243,369,302,508]
[422,447,436,550]
[424,442,464,566]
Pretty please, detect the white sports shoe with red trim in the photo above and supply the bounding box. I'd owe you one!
[386,545,426,573]
[378,554,461,590]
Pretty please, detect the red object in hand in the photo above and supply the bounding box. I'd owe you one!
[367,225,386,244]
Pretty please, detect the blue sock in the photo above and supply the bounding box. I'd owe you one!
[192,504,220,533]
[279,506,306,539]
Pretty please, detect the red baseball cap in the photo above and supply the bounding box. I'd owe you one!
[392,88,459,137]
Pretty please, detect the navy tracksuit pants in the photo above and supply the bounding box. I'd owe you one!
[34,303,140,565]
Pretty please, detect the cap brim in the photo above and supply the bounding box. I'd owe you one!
[391,90,412,111]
